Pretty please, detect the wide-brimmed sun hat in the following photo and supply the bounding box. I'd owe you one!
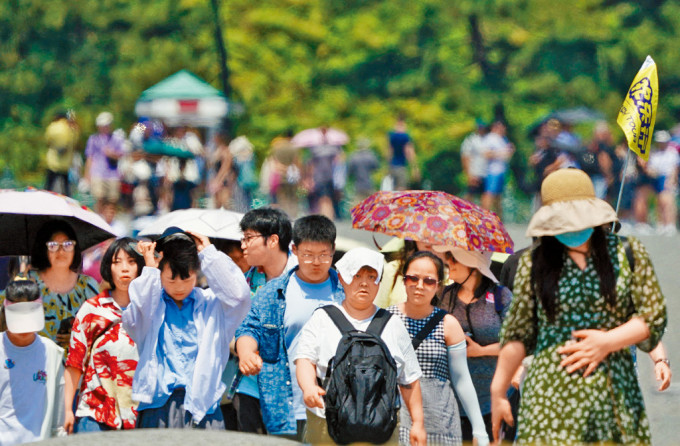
[432,246,498,283]
[526,168,618,237]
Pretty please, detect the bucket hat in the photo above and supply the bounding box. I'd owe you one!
[432,246,498,283]
[526,168,617,237]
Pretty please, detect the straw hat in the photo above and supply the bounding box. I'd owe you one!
[526,168,617,237]
[432,246,498,283]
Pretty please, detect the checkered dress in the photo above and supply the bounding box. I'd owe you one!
[388,306,462,445]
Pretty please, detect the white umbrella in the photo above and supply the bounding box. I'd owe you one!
[138,208,244,241]
[0,189,116,255]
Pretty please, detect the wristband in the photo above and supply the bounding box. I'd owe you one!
[655,358,670,367]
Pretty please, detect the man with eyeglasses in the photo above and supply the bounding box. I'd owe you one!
[225,208,296,434]
[235,215,344,441]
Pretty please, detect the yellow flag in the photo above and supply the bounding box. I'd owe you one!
[617,56,658,161]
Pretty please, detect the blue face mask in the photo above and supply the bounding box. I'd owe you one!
[555,228,594,248]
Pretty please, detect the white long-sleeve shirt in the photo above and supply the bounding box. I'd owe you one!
[122,244,250,422]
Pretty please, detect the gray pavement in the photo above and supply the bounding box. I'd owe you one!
[337,221,680,445]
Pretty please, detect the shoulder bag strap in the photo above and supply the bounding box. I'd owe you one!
[411,309,446,350]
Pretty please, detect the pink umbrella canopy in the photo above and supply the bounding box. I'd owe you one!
[351,190,514,253]
[0,189,116,255]
[291,127,349,148]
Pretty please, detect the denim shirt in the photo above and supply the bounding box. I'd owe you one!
[235,266,345,435]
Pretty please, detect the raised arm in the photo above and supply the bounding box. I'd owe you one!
[121,241,161,344]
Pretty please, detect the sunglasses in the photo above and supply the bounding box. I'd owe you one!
[403,274,439,288]
[46,240,77,252]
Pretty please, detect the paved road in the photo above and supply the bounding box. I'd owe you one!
[337,221,679,445]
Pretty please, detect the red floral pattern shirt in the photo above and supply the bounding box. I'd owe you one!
[66,291,138,429]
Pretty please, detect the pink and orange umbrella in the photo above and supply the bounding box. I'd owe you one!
[351,190,514,253]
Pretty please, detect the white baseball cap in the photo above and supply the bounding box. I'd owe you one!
[335,247,384,285]
[96,111,114,127]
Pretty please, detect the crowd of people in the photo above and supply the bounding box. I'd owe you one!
[0,165,672,445]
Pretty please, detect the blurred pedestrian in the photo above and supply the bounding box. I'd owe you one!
[646,130,679,235]
[348,138,380,203]
[481,121,514,217]
[388,116,418,190]
[84,112,125,213]
[45,111,79,196]
[461,119,488,203]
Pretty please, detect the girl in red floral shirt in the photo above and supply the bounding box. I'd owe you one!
[63,238,144,433]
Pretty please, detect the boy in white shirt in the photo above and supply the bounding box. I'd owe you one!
[0,278,64,445]
[295,247,426,445]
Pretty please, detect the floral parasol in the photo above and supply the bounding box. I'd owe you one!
[350,190,514,253]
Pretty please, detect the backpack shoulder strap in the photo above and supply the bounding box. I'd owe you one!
[322,305,355,334]
[411,308,446,350]
[366,308,392,337]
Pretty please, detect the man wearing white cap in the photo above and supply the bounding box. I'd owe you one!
[0,279,65,445]
[84,111,125,212]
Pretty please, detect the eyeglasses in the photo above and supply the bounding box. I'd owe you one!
[300,253,333,264]
[403,274,439,288]
[46,240,77,252]
[241,234,264,244]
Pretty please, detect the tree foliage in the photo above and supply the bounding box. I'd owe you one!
[2,0,680,187]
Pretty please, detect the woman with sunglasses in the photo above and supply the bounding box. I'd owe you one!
[388,251,488,446]
[27,221,100,350]
[433,246,514,442]
[63,237,144,433]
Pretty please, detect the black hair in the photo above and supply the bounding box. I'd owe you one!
[402,251,445,306]
[293,215,336,247]
[240,207,293,253]
[0,279,41,332]
[30,220,82,272]
[5,279,41,303]
[531,225,616,323]
[157,237,200,280]
[100,238,145,289]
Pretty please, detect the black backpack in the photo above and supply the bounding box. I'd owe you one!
[321,305,401,445]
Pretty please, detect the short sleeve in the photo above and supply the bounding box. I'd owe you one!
[628,237,667,352]
[499,251,537,355]
[293,309,323,366]
[390,318,422,386]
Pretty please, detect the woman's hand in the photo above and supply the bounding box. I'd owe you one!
[655,361,672,391]
[465,335,486,357]
[187,231,210,253]
[491,394,513,444]
[557,329,613,377]
[64,410,75,434]
[137,241,159,268]
[409,421,427,446]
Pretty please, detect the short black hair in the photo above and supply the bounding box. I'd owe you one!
[100,238,145,289]
[0,279,41,332]
[5,279,41,303]
[158,236,199,280]
[31,220,82,272]
[293,215,336,247]
[240,208,292,253]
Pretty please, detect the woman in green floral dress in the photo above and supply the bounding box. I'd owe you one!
[490,169,667,444]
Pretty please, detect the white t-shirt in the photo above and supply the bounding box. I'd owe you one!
[284,274,336,420]
[0,333,49,446]
[484,132,512,175]
[294,303,422,418]
[461,133,488,178]
[648,147,680,178]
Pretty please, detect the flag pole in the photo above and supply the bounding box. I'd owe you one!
[612,149,633,231]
